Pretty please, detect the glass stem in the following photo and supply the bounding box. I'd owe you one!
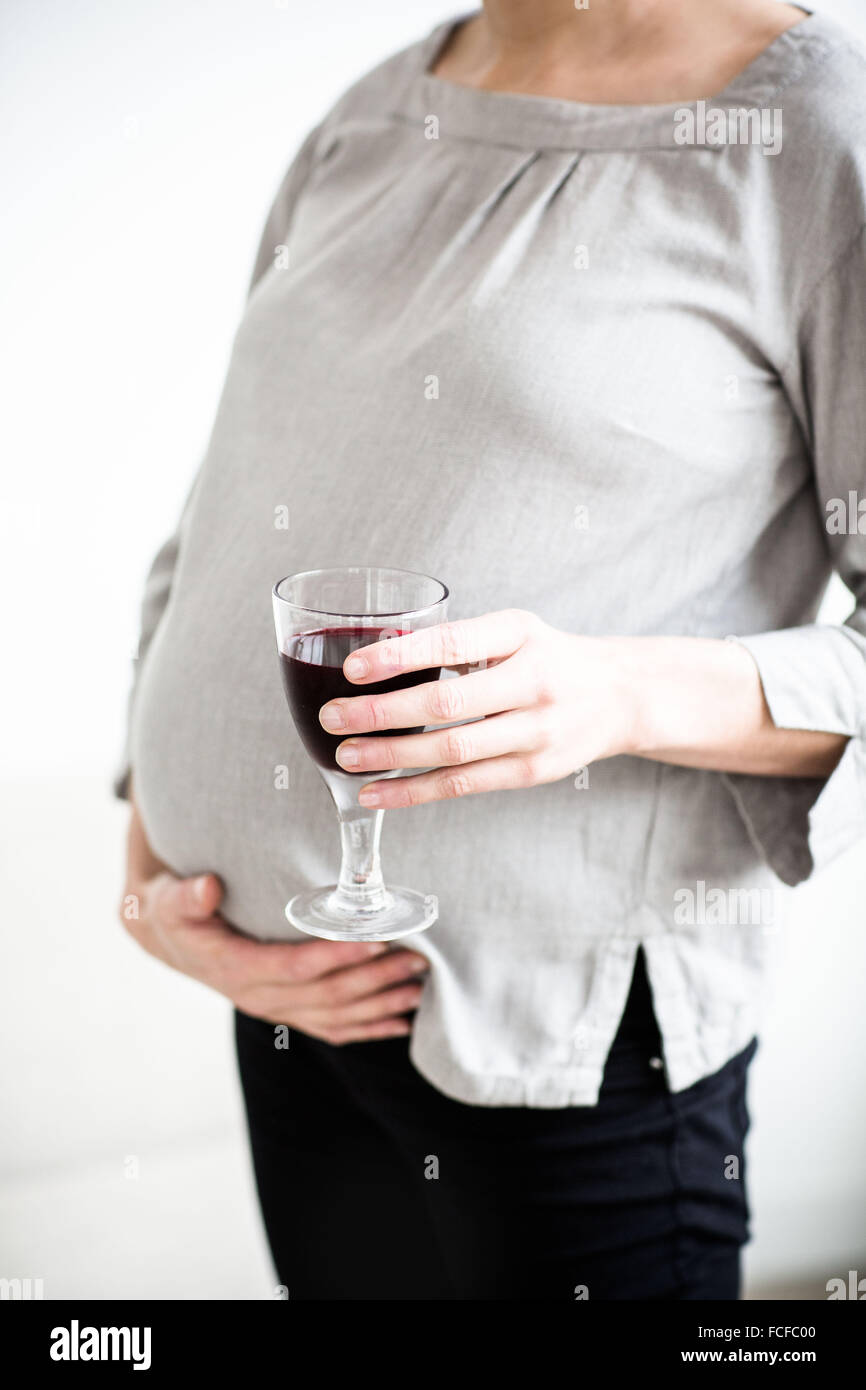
[333,807,390,915]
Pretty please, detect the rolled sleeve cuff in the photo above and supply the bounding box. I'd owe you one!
[720,626,866,886]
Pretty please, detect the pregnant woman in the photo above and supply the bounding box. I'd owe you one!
[118,1,866,1300]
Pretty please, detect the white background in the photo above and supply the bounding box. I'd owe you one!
[1,0,865,1298]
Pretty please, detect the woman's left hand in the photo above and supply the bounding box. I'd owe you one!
[319,610,639,808]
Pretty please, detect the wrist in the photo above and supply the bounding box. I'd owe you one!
[599,636,648,758]
[602,634,772,765]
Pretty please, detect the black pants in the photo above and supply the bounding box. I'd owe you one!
[235,949,755,1301]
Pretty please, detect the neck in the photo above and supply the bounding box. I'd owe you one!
[478,0,810,54]
[437,2,809,103]
[479,0,702,56]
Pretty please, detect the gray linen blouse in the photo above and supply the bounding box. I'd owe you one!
[118,10,866,1105]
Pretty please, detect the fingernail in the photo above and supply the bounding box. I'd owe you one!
[409,957,430,974]
[320,702,346,730]
[336,741,360,768]
[358,788,382,807]
[194,875,210,905]
[345,656,368,679]
[365,943,389,955]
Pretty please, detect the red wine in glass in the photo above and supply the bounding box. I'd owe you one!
[279,626,441,773]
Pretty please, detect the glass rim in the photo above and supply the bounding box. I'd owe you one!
[273,566,449,621]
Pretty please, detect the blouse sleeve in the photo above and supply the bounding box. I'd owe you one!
[721,225,866,886]
[113,124,325,800]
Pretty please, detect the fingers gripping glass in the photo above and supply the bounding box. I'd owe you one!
[272,567,448,941]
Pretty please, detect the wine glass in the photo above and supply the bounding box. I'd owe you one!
[272,566,449,941]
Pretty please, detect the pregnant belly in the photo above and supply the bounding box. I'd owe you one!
[129,598,330,942]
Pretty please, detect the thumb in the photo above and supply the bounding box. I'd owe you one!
[176,873,224,920]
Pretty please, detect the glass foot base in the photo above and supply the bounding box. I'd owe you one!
[285,885,438,942]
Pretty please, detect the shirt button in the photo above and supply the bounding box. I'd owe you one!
[648,1056,665,1071]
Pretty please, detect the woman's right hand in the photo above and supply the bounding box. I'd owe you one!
[119,793,429,1043]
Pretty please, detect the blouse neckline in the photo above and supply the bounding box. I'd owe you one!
[391,8,844,151]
